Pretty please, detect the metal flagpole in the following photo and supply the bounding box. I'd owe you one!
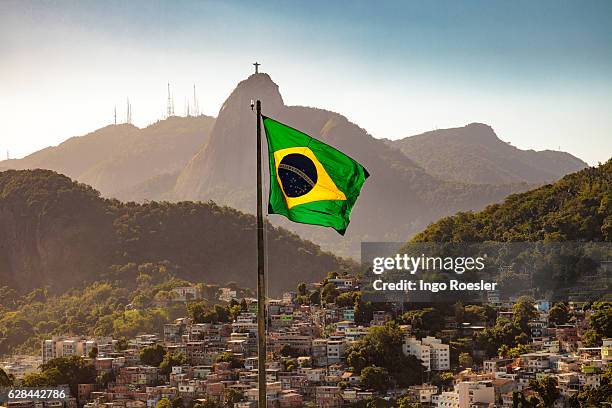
[255,99,267,407]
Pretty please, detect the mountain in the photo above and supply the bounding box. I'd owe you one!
[0,169,351,294]
[172,73,532,256]
[413,160,611,242]
[1,115,215,198]
[2,74,587,258]
[385,123,587,185]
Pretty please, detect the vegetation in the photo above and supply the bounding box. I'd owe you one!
[140,344,166,367]
[347,323,424,388]
[0,367,14,387]
[0,169,353,295]
[359,366,389,393]
[21,356,96,395]
[414,160,611,243]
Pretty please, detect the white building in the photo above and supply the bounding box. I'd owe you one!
[42,336,111,363]
[171,286,200,302]
[403,336,450,371]
[432,381,495,408]
[326,337,347,364]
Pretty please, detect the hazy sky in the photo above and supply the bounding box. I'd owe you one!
[1,0,611,165]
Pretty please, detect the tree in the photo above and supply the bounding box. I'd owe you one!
[360,366,389,393]
[215,352,243,369]
[346,323,424,387]
[88,346,99,359]
[548,303,570,326]
[336,292,358,308]
[297,282,307,297]
[170,396,184,408]
[140,344,166,367]
[513,296,538,333]
[589,302,612,339]
[399,307,443,336]
[458,352,473,368]
[160,352,187,376]
[0,367,14,387]
[156,397,172,408]
[115,337,129,351]
[529,376,559,407]
[224,388,244,405]
[321,282,339,304]
[188,301,208,323]
[97,371,116,387]
[279,344,300,358]
[431,372,454,391]
[309,290,321,306]
[26,356,96,395]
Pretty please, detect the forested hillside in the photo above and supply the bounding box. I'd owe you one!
[413,160,611,242]
[0,169,352,294]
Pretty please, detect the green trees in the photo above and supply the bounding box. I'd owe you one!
[529,376,560,407]
[155,397,172,408]
[279,344,300,358]
[22,356,96,395]
[360,366,389,393]
[160,352,187,376]
[309,290,321,306]
[589,302,612,338]
[458,352,473,368]
[224,388,244,405]
[321,282,340,304]
[347,323,424,388]
[399,308,443,336]
[297,282,307,297]
[413,160,612,243]
[512,296,538,333]
[140,344,166,367]
[548,303,571,326]
[88,346,99,359]
[215,352,243,369]
[0,367,14,387]
[473,297,536,359]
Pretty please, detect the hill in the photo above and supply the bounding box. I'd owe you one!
[172,73,533,256]
[385,123,587,185]
[1,115,215,198]
[413,160,611,242]
[2,74,587,257]
[0,169,351,294]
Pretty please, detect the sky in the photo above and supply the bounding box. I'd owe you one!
[1,0,611,165]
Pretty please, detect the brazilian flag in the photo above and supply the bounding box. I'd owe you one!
[262,116,369,235]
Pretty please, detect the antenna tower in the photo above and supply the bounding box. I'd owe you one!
[126,98,132,124]
[193,84,199,116]
[167,83,175,118]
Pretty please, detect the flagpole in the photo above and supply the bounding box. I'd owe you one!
[255,99,267,407]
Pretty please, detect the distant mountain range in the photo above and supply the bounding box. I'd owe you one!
[0,73,587,257]
[385,124,587,185]
[1,116,215,199]
[0,169,350,294]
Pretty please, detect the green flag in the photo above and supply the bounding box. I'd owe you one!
[262,116,369,235]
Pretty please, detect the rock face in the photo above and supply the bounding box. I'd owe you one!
[174,74,285,205]
[386,123,588,185]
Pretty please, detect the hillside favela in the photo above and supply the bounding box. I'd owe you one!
[1,1,611,408]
